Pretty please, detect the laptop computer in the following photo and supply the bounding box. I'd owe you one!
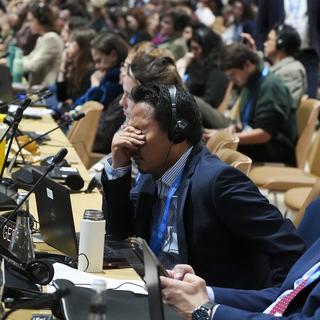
[32,170,129,267]
[126,237,180,320]
[32,170,78,257]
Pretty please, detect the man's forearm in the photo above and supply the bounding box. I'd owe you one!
[237,128,271,145]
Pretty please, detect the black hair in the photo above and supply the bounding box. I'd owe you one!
[232,0,255,21]
[27,2,57,32]
[188,25,223,67]
[162,8,191,33]
[131,83,202,145]
[273,23,301,56]
[91,32,129,65]
[220,43,259,70]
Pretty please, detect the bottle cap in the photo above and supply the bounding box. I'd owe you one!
[92,279,107,293]
[83,209,104,221]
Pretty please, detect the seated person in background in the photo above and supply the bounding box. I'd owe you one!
[75,31,129,109]
[91,48,181,174]
[152,8,191,60]
[23,2,64,87]
[220,43,297,165]
[55,28,96,117]
[126,8,151,46]
[102,83,305,290]
[264,24,307,109]
[177,25,229,110]
[222,0,257,45]
[162,237,320,320]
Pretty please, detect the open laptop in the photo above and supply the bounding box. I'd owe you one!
[32,170,129,267]
[127,237,180,320]
[32,170,78,257]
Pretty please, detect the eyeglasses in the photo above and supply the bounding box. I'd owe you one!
[122,62,141,85]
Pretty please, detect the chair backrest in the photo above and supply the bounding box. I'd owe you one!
[67,101,103,168]
[206,130,239,154]
[296,194,320,249]
[309,130,320,177]
[216,148,252,175]
[295,99,320,169]
[293,180,320,228]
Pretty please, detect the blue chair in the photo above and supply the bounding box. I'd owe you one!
[297,197,320,249]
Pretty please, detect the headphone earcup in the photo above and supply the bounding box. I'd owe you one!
[276,36,283,50]
[172,119,190,144]
[25,259,55,285]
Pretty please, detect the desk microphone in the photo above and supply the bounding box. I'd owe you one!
[0,148,68,230]
[0,88,52,110]
[9,112,85,170]
[0,98,32,145]
[0,98,32,180]
[29,91,53,105]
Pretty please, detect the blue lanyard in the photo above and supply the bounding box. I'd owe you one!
[307,266,320,285]
[150,172,183,256]
[242,67,269,126]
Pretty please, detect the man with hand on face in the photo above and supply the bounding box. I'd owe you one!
[102,83,305,290]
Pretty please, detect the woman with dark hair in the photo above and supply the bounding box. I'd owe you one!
[152,7,191,60]
[222,0,257,44]
[177,25,229,109]
[75,31,129,109]
[56,28,96,105]
[22,2,64,86]
[126,8,151,46]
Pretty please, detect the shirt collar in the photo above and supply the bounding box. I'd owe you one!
[156,146,193,191]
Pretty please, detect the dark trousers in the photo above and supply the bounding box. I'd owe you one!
[296,49,319,98]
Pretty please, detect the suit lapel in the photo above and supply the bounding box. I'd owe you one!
[135,176,156,240]
[176,144,204,263]
[281,239,320,290]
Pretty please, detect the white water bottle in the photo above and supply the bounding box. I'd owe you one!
[78,209,105,272]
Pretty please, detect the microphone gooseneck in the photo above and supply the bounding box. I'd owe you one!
[9,112,85,170]
[0,148,68,230]
[0,98,32,180]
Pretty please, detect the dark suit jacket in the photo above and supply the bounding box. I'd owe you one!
[257,0,320,57]
[213,237,320,319]
[102,143,305,289]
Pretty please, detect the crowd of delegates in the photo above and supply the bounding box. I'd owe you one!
[0,0,320,318]
[0,0,317,162]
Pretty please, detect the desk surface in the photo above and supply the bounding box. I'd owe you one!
[19,115,102,231]
[6,115,140,319]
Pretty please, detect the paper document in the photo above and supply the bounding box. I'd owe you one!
[49,263,147,295]
[9,104,53,116]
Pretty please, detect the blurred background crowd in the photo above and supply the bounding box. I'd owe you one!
[0,0,319,164]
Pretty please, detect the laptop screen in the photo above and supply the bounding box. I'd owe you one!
[32,170,78,257]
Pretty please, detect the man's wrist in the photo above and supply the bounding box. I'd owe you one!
[192,301,216,320]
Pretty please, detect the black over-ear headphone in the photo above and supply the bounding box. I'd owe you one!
[275,24,285,50]
[8,258,55,286]
[168,86,190,144]
[275,24,301,53]
[31,2,50,26]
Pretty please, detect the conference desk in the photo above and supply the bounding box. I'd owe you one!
[18,114,102,232]
[6,114,141,319]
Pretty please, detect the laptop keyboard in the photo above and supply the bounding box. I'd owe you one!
[75,233,132,269]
